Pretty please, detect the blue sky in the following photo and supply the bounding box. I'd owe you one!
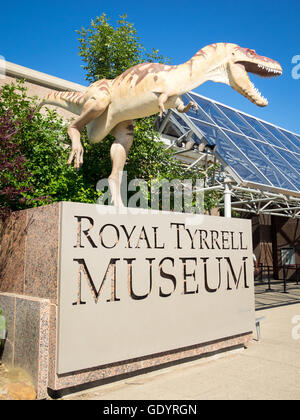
[1,0,300,133]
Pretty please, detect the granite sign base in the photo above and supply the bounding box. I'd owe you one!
[0,203,255,399]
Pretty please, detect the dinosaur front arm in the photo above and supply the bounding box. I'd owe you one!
[158,94,199,117]
[158,92,169,117]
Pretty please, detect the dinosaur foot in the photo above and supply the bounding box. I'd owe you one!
[67,143,84,170]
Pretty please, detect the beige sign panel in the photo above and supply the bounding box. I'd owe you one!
[57,202,255,374]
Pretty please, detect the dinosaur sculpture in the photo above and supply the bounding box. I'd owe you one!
[40,43,282,207]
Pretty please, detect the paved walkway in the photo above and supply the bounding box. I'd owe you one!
[60,283,300,401]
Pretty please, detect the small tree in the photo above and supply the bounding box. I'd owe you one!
[77,13,170,83]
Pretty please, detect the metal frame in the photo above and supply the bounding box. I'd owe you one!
[228,186,300,219]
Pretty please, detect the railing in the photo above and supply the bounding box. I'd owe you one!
[255,263,300,294]
[255,264,274,292]
[282,264,300,294]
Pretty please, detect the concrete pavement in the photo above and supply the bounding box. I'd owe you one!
[60,285,300,400]
[255,281,300,310]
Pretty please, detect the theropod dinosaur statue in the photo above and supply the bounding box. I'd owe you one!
[40,43,282,207]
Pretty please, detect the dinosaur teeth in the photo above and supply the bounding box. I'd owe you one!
[251,85,267,102]
[257,64,281,75]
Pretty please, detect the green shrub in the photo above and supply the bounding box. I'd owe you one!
[0,80,100,218]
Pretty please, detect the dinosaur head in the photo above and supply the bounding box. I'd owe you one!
[226,44,282,107]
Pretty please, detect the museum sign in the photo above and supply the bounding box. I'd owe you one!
[57,202,255,374]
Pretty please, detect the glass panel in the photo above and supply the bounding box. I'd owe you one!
[190,119,271,185]
[260,122,299,153]
[276,150,300,175]
[250,140,300,190]
[214,104,264,140]
[189,94,239,132]
[281,248,295,265]
[240,114,285,148]
[182,94,214,123]
[277,130,300,153]
[223,131,297,191]
[293,134,300,146]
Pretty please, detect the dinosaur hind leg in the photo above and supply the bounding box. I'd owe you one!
[109,120,134,207]
[67,96,110,169]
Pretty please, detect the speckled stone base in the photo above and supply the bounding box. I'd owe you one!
[0,204,253,399]
[51,331,252,393]
[0,204,59,399]
[0,292,50,399]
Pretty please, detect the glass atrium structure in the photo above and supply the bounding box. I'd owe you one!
[157,92,300,218]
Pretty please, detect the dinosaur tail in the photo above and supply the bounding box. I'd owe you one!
[39,90,86,115]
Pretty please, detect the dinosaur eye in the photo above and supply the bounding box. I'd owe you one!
[247,49,256,57]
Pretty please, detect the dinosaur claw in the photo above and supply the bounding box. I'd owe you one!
[191,102,199,113]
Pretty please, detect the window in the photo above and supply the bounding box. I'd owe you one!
[281,248,295,266]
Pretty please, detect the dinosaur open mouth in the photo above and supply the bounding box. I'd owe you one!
[233,61,282,107]
[236,61,282,78]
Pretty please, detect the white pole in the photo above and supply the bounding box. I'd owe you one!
[224,183,232,218]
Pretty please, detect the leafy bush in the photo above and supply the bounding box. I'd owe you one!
[0,81,100,218]
[0,105,33,219]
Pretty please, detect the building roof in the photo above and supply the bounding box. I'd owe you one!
[3,60,86,92]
